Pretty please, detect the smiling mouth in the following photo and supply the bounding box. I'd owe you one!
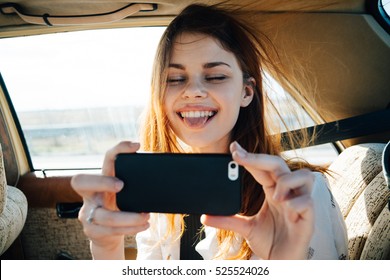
[177,110,217,127]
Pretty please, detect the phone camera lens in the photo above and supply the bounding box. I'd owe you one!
[228,161,239,181]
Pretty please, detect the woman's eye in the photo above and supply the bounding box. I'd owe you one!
[205,75,227,82]
[167,77,186,85]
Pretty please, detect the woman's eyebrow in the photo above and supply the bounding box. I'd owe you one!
[204,62,231,69]
[168,63,185,70]
[168,62,231,70]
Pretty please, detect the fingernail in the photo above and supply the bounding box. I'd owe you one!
[236,150,246,158]
[129,142,140,148]
[235,141,243,149]
[114,180,124,190]
[237,143,248,153]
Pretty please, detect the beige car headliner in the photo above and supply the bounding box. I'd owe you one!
[0,0,389,146]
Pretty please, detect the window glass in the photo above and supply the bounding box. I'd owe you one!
[0,27,337,171]
[0,27,165,170]
[263,74,339,166]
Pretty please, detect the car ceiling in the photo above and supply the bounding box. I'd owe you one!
[0,0,389,146]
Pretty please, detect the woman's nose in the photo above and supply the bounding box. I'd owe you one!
[182,78,207,99]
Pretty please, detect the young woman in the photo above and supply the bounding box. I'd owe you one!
[71,4,348,260]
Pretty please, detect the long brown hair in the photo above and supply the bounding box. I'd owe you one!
[140,3,320,259]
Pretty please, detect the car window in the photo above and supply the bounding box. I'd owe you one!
[0,27,165,172]
[263,75,339,166]
[0,27,338,172]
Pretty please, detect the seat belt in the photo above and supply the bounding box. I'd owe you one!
[180,214,205,260]
[280,108,390,150]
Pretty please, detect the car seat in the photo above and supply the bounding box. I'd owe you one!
[326,143,390,259]
[0,143,28,255]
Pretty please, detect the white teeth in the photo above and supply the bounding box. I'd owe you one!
[179,111,215,118]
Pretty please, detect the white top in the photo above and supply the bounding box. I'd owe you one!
[136,172,348,260]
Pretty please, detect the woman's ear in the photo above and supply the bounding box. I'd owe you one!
[241,77,255,107]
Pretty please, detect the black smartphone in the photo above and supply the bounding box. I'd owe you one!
[115,153,242,215]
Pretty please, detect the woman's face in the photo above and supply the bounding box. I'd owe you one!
[164,32,253,153]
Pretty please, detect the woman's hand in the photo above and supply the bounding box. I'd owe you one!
[202,141,315,259]
[71,141,150,259]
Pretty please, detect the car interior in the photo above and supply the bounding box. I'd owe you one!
[0,0,389,260]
